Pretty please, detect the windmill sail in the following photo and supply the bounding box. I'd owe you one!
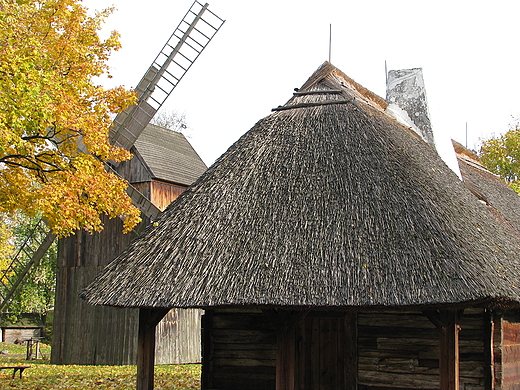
[0,1,223,312]
[110,1,225,150]
[0,219,56,312]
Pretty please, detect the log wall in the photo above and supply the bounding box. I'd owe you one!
[202,308,492,390]
[358,308,488,390]
[497,312,520,390]
[202,309,277,390]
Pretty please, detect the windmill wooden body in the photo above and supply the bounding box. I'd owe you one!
[52,123,208,364]
[0,1,224,365]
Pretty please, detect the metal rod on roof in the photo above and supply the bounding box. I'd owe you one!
[329,24,332,63]
[466,122,468,148]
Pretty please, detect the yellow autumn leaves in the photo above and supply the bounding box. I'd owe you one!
[0,362,201,389]
[0,343,201,389]
[0,0,140,236]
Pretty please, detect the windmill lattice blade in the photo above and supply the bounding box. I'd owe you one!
[0,220,56,312]
[110,1,225,151]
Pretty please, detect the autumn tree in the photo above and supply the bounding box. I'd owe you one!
[0,0,141,237]
[480,121,520,194]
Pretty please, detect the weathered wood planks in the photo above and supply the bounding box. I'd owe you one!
[202,309,277,390]
[358,309,487,390]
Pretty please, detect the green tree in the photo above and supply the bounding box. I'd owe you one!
[480,122,520,194]
[0,213,57,315]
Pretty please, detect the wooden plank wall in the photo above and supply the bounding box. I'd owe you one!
[202,309,277,390]
[3,328,41,343]
[150,180,187,211]
[155,308,202,365]
[500,313,520,390]
[117,149,152,184]
[357,308,487,390]
[294,312,357,390]
[52,212,201,365]
[52,216,141,365]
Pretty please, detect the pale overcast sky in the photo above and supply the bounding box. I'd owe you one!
[83,0,520,166]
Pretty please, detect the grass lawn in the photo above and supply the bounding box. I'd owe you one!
[0,342,201,389]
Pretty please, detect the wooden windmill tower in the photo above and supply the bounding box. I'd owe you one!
[0,1,224,365]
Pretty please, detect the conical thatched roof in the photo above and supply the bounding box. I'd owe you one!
[81,62,520,309]
[453,140,520,239]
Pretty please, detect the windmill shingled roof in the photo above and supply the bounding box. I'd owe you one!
[133,123,207,186]
[81,62,520,310]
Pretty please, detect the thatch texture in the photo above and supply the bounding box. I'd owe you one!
[81,62,520,309]
[454,140,520,239]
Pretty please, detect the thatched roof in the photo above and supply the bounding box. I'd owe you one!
[132,124,207,186]
[81,62,520,310]
[454,140,520,239]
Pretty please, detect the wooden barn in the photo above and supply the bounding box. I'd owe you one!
[52,124,207,365]
[0,313,44,343]
[81,62,520,390]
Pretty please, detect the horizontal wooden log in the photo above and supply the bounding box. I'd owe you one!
[212,314,276,330]
[213,366,276,377]
[212,357,276,367]
[358,357,439,375]
[502,322,520,345]
[358,326,438,339]
[358,326,483,341]
[213,377,275,390]
[503,344,520,364]
[503,362,520,386]
[458,384,485,390]
[358,370,440,388]
[459,361,485,378]
[358,311,485,330]
[361,337,482,349]
[212,329,276,344]
[358,386,437,390]
[212,307,264,314]
[213,342,276,351]
[358,313,435,328]
[213,348,276,360]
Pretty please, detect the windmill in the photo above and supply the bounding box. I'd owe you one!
[0,1,224,365]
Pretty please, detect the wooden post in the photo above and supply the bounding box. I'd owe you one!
[137,308,169,390]
[343,312,358,390]
[201,310,214,390]
[439,310,460,390]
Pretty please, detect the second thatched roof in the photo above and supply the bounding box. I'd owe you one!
[81,62,520,310]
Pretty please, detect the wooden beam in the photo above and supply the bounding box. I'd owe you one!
[439,310,460,390]
[137,308,169,390]
[423,310,444,332]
